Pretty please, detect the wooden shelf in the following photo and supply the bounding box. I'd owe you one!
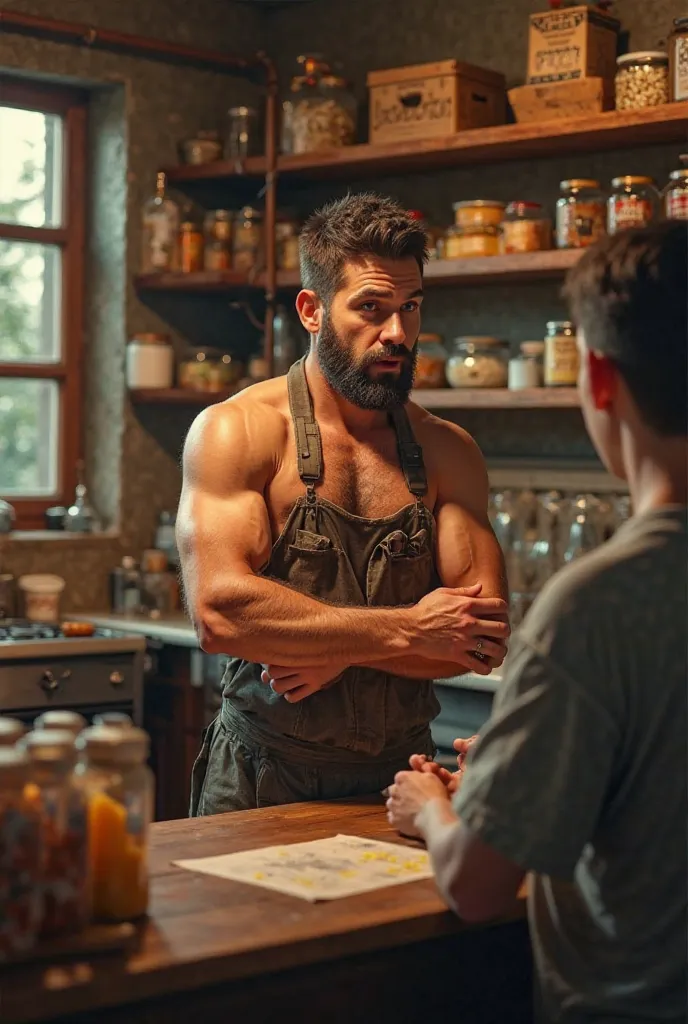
[129,388,234,404]
[165,103,688,184]
[134,270,261,292]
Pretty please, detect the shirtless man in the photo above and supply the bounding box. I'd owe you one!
[177,192,509,814]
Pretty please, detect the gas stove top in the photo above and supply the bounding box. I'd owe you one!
[0,618,146,660]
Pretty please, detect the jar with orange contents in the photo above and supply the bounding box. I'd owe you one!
[0,749,41,960]
[75,726,154,922]
[22,729,89,938]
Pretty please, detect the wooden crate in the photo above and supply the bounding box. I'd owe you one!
[527,5,620,85]
[367,59,506,145]
[509,77,615,123]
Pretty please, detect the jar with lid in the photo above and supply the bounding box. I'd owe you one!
[126,334,174,390]
[0,749,41,959]
[233,206,263,274]
[662,168,688,221]
[414,334,447,389]
[508,341,544,390]
[203,210,233,272]
[179,221,204,274]
[607,176,659,233]
[22,730,89,937]
[141,172,180,273]
[615,52,670,110]
[75,726,154,922]
[669,18,688,101]
[446,338,509,389]
[225,106,259,161]
[500,202,552,254]
[178,347,241,393]
[544,321,579,387]
[282,55,357,155]
[276,212,301,271]
[445,224,501,259]
[0,716,24,747]
[34,711,86,737]
[452,200,505,230]
[556,180,606,249]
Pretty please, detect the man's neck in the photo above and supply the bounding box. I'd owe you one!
[623,431,688,517]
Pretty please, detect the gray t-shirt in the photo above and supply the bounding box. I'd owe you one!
[455,506,688,1024]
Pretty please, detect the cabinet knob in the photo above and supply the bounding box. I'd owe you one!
[40,670,59,693]
[109,670,124,686]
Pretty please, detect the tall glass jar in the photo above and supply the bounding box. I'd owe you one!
[663,168,688,221]
[225,106,259,161]
[0,749,41,960]
[544,321,579,387]
[556,180,606,249]
[669,18,688,101]
[76,726,154,922]
[282,55,357,155]
[23,730,89,937]
[204,210,233,271]
[141,171,180,273]
[276,212,301,271]
[233,206,263,274]
[607,176,659,233]
[615,51,670,110]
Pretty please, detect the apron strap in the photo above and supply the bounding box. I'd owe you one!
[287,357,323,488]
[390,406,428,498]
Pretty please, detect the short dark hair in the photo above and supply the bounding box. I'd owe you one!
[564,222,687,437]
[299,192,428,303]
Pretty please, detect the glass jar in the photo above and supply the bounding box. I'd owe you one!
[126,334,174,390]
[0,717,24,747]
[414,333,447,389]
[23,730,89,937]
[75,726,154,922]
[445,224,501,259]
[508,341,544,390]
[282,55,357,155]
[615,52,670,110]
[33,711,86,737]
[670,18,688,101]
[607,176,659,233]
[663,168,688,221]
[556,179,606,249]
[500,201,552,254]
[141,172,180,273]
[179,221,204,274]
[203,210,233,272]
[178,347,241,393]
[544,321,579,387]
[446,337,509,389]
[452,200,505,229]
[0,749,41,960]
[92,713,134,730]
[233,206,263,274]
[225,106,258,161]
[276,213,301,271]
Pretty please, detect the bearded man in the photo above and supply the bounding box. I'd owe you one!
[178,192,509,814]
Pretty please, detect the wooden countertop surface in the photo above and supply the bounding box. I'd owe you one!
[4,797,525,1023]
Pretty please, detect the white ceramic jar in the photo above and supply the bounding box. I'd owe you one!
[126,334,174,390]
[18,575,66,623]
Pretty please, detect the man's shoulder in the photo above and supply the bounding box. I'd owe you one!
[407,403,483,469]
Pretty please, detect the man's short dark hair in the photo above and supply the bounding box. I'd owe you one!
[565,222,687,437]
[299,192,428,304]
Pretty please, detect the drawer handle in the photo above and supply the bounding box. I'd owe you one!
[109,670,124,686]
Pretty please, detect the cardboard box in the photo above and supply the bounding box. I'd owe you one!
[509,77,615,122]
[527,5,620,85]
[367,60,506,145]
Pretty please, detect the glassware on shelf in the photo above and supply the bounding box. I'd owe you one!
[179,221,204,273]
[446,337,509,388]
[415,334,447,388]
[607,176,659,234]
[563,494,601,564]
[204,210,233,271]
[544,321,579,388]
[555,179,606,250]
[662,168,688,221]
[233,206,263,274]
[141,172,180,273]
[500,201,552,254]
[281,55,357,155]
[615,51,669,110]
[225,106,259,161]
[276,212,301,271]
[178,347,241,393]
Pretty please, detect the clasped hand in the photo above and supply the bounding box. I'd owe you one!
[260,662,347,703]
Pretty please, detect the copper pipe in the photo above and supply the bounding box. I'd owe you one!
[0,9,258,75]
[259,53,279,376]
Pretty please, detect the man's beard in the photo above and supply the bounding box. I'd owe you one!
[316,316,417,411]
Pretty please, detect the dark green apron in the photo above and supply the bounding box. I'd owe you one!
[190,358,440,814]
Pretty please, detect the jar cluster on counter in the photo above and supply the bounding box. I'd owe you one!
[0,714,153,962]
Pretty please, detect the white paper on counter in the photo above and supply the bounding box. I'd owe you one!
[173,833,433,902]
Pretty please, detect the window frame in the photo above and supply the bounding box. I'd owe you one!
[0,76,87,530]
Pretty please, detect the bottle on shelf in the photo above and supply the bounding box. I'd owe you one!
[110,556,142,614]
[141,172,180,274]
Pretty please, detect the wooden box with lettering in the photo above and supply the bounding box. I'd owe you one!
[527,5,620,85]
[367,60,506,145]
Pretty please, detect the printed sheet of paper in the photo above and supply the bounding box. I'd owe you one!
[173,834,433,902]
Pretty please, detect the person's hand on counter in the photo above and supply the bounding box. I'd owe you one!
[260,662,348,702]
[385,770,451,837]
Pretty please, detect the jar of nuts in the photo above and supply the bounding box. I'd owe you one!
[615,52,670,111]
[282,55,357,155]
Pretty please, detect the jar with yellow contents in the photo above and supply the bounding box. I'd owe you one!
[544,321,579,387]
[75,726,154,922]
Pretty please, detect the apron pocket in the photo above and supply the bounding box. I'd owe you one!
[189,715,218,817]
[367,530,434,606]
[286,531,339,591]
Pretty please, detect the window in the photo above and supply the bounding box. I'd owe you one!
[0,77,86,529]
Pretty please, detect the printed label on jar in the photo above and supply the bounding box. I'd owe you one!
[145,211,174,269]
[545,337,579,386]
[557,203,606,248]
[667,192,688,221]
[610,196,652,232]
[675,36,688,101]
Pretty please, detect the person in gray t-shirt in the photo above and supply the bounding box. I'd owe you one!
[386,222,688,1024]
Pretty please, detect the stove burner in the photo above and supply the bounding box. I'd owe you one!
[0,619,117,643]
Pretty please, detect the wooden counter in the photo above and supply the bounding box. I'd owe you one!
[3,798,532,1024]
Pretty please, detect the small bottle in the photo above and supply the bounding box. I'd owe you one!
[65,460,98,534]
[33,710,87,737]
[141,172,180,273]
[154,511,179,569]
[75,726,154,922]
[110,556,142,614]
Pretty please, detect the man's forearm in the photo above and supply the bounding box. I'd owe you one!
[362,655,470,679]
[415,798,464,913]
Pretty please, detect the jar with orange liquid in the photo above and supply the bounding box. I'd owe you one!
[75,726,154,922]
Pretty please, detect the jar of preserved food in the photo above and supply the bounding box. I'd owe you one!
[615,52,670,110]
[233,206,263,274]
[178,347,241,393]
[500,201,552,254]
[126,334,174,390]
[662,168,688,221]
[669,18,688,101]
[179,221,204,273]
[0,717,24,747]
[33,711,86,737]
[414,334,447,388]
[276,213,301,271]
[0,749,41,960]
[607,176,659,233]
[556,179,606,249]
[225,106,259,161]
[23,730,89,937]
[452,200,505,230]
[75,726,154,922]
[446,337,509,389]
[544,321,579,387]
[508,341,544,390]
[282,55,356,155]
[204,210,233,271]
[445,224,501,259]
